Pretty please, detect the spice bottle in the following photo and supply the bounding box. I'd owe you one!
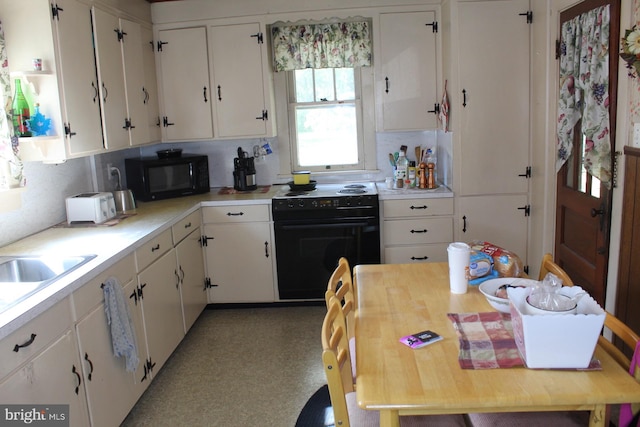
[395,150,408,188]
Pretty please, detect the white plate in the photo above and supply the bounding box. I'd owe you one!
[478,278,539,313]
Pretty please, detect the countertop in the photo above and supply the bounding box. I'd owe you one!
[0,182,454,339]
[0,186,281,339]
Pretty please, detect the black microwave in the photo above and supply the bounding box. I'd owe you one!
[124,154,210,201]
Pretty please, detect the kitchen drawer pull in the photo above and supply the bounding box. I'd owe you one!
[203,86,208,103]
[217,85,222,101]
[184,222,192,229]
[72,365,81,395]
[84,353,94,381]
[13,333,37,352]
[385,76,389,93]
[411,256,429,261]
[410,229,428,234]
[226,212,244,216]
[410,205,428,210]
[151,244,160,252]
[264,241,269,258]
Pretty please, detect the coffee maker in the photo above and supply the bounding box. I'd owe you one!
[233,147,257,191]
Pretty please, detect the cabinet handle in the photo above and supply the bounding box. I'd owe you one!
[264,241,269,258]
[462,215,467,233]
[184,222,192,229]
[72,365,82,395]
[462,89,467,107]
[256,110,268,121]
[217,85,222,101]
[84,353,94,381]
[157,40,169,52]
[151,244,160,252]
[129,290,138,305]
[179,266,185,282]
[411,256,429,261]
[226,212,244,216]
[92,82,99,103]
[64,123,76,138]
[102,82,108,102]
[385,77,389,93]
[142,87,149,104]
[13,333,36,352]
[410,205,427,210]
[410,229,428,234]
[203,86,208,103]
[163,116,175,127]
[174,270,180,289]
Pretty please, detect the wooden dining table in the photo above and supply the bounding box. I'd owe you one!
[354,262,640,427]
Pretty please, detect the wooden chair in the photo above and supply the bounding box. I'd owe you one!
[538,253,575,286]
[322,296,469,427]
[325,257,357,384]
[467,311,640,427]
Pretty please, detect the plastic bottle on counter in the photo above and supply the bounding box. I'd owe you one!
[395,150,408,188]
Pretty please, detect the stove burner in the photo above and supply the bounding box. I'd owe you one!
[285,191,308,196]
[344,184,366,189]
[338,188,367,194]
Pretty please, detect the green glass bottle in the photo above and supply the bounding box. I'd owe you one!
[12,79,32,137]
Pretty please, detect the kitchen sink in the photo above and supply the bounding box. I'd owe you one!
[0,254,97,313]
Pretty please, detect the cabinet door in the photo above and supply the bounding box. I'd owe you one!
[209,23,269,138]
[53,0,104,155]
[0,331,90,427]
[141,26,161,144]
[458,194,529,263]
[157,27,213,141]
[204,222,274,303]
[457,0,530,195]
[378,11,438,131]
[92,7,129,150]
[121,18,150,146]
[138,249,184,374]
[176,229,207,332]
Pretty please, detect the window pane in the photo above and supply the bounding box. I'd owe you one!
[314,68,335,102]
[335,68,355,100]
[294,69,314,102]
[295,104,358,167]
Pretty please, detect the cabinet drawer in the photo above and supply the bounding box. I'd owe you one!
[202,205,269,223]
[383,217,453,245]
[135,228,173,272]
[0,297,72,379]
[383,198,453,218]
[72,255,136,320]
[172,210,202,244]
[384,244,449,264]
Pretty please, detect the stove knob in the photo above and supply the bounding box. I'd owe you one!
[287,200,295,208]
[298,200,305,208]
[311,200,318,208]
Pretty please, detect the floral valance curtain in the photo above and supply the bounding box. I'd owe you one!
[270,19,372,71]
[0,21,24,189]
[556,5,611,187]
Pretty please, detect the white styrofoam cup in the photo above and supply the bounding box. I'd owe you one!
[447,242,471,294]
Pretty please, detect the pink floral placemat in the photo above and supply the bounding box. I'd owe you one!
[447,312,523,369]
[447,312,601,371]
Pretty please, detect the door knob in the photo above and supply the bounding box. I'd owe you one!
[590,208,604,217]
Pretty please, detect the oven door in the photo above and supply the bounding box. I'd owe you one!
[274,217,380,300]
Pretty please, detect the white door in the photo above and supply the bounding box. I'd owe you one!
[176,229,207,332]
[121,18,150,146]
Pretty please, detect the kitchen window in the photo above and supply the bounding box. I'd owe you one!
[288,67,363,171]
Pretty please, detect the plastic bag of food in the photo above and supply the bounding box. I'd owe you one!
[469,240,524,278]
[467,250,498,285]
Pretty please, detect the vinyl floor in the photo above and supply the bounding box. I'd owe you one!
[120,304,327,427]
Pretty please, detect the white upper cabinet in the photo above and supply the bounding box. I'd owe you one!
[455,0,531,196]
[92,7,129,151]
[377,10,439,131]
[156,27,214,141]
[209,22,274,139]
[140,26,162,144]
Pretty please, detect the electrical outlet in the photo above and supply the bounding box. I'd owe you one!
[634,123,640,148]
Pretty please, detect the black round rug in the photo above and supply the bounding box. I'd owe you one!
[295,384,333,427]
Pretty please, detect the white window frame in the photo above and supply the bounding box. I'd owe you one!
[274,66,377,178]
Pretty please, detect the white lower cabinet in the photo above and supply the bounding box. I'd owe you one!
[202,205,275,303]
[382,198,454,264]
[72,254,148,427]
[173,210,207,333]
[0,332,89,427]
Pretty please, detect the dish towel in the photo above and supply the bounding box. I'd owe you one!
[103,277,139,372]
[619,340,640,427]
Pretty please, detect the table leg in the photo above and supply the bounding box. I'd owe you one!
[379,409,400,427]
[589,404,606,427]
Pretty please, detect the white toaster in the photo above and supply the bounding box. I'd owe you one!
[66,192,117,224]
